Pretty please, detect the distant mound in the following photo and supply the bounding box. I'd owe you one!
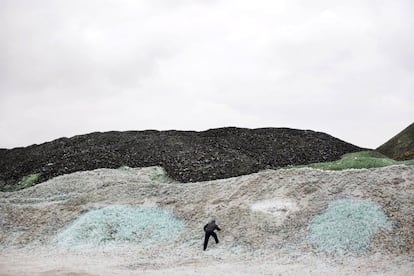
[298,151,414,170]
[377,123,414,160]
[0,127,363,191]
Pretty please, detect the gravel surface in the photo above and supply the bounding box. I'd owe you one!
[0,165,413,275]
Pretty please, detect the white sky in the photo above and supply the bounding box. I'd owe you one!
[1,0,413,149]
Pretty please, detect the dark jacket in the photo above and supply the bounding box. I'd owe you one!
[204,220,221,232]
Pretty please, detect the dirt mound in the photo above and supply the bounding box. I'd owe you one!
[377,122,414,160]
[0,127,363,191]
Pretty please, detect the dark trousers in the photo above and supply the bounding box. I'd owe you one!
[203,231,219,250]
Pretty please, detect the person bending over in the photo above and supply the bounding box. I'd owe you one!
[203,219,221,251]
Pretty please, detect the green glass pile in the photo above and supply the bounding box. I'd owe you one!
[55,205,185,247]
[308,199,391,254]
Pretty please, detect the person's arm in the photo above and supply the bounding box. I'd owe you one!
[204,224,208,231]
[216,225,221,231]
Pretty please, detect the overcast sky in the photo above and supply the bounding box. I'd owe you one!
[1,0,413,149]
